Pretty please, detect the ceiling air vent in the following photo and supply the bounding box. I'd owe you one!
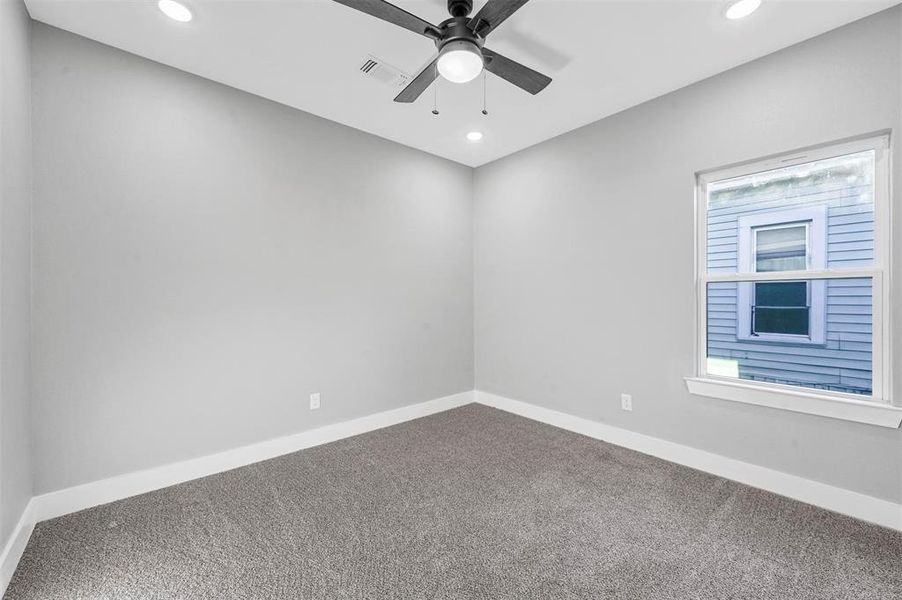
[359,55,412,90]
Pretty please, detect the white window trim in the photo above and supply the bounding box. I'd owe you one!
[736,206,827,345]
[687,134,900,429]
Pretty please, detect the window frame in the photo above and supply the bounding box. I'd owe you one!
[687,134,900,428]
[736,206,827,344]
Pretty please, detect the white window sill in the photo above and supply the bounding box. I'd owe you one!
[684,377,902,428]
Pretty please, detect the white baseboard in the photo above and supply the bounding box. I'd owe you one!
[475,390,902,532]
[31,390,475,523]
[0,499,35,595]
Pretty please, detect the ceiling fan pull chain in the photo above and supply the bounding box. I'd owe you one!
[482,70,488,116]
[432,65,440,116]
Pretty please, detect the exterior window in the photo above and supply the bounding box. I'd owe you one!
[691,135,895,425]
[736,206,826,344]
[753,226,809,335]
[752,281,808,336]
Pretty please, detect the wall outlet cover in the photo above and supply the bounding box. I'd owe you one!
[620,393,633,412]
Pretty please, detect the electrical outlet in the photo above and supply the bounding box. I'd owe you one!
[620,393,633,412]
[309,392,321,410]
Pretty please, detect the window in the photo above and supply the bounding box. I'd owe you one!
[752,226,810,334]
[736,206,826,344]
[688,135,900,428]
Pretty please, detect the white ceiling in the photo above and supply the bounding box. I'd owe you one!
[25,0,900,167]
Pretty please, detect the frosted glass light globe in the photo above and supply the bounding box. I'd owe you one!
[437,41,483,84]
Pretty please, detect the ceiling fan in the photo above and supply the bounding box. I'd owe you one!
[332,0,552,103]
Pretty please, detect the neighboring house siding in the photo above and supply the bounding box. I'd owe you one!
[706,170,873,395]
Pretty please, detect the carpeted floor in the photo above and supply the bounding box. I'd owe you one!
[6,403,901,599]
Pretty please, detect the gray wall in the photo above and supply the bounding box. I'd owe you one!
[0,0,34,545]
[474,7,902,502]
[31,24,474,494]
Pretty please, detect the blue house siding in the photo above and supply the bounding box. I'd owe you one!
[705,159,874,395]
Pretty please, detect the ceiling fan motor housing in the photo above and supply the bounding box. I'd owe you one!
[435,17,484,53]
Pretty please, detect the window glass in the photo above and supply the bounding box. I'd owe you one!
[752,281,809,335]
[706,150,874,275]
[706,278,873,395]
[701,146,881,397]
[755,225,807,272]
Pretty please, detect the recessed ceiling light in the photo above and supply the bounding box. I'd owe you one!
[466,131,484,142]
[724,0,761,20]
[158,0,193,23]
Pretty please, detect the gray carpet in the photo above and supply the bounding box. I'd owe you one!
[6,403,901,599]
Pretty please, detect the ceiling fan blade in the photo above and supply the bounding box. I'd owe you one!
[331,0,440,39]
[394,57,439,103]
[482,48,551,95]
[470,0,531,37]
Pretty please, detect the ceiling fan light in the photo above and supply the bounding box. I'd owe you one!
[437,41,483,84]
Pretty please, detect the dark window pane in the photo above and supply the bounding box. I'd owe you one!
[753,307,809,335]
[753,281,809,335]
[755,281,807,307]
